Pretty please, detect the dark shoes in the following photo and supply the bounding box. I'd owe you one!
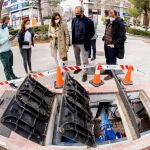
[14,76,21,80]
[91,57,96,61]
[30,71,37,74]
[74,69,82,74]
[82,74,87,82]
[104,75,113,80]
[100,70,107,75]
[9,83,18,89]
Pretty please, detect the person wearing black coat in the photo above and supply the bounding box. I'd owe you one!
[103,9,126,80]
[72,6,95,82]
[18,19,37,74]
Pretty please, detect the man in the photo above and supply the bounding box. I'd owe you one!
[103,9,126,80]
[0,16,19,88]
[72,6,95,82]
[88,14,98,61]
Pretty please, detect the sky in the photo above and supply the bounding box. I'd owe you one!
[60,0,81,11]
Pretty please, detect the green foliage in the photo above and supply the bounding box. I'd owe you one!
[9,25,49,40]
[126,27,150,37]
[126,7,140,18]
[43,16,51,20]
[9,29,19,35]
[124,17,130,22]
[31,25,49,33]
[47,0,60,6]
[129,0,150,12]
[129,0,150,26]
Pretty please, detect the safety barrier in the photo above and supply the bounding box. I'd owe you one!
[0,64,149,86]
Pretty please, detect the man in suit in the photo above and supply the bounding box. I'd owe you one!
[72,6,95,82]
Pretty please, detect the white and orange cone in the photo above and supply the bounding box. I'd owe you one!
[122,65,133,85]
[89,64,104,87]
[54,66,64,89]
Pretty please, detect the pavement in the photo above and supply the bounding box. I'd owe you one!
[0,24,150,150]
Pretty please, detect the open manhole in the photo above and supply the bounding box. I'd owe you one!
[0,74,150,147]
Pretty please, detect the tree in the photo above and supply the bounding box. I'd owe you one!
[126,7,140,18]
[129,0,150,28]
[38,0,44,25]
[0,0,4,18]
[126,7,140,25]
[27,0,61,26]
[47,0,61,16]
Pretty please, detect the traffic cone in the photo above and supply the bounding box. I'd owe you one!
[89,64,104,87]
[54,66,64,89]
[122,65,133,85]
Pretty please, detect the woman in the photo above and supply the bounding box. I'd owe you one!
[48,12,70,66]
[18,19,37,74]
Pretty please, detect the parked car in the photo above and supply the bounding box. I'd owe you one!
[123,22,131,27]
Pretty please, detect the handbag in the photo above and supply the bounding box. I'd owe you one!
[116,47,124,59]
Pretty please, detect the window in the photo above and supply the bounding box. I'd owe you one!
[22,2,27,8]
[11,0,17,4]
[8,4,18,12]
[3,1,8,6]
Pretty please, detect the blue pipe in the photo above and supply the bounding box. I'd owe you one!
[96,113,116,142]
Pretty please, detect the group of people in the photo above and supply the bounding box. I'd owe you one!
[0,16,37,88]
[0,6,126,88]
[48,6,126,81]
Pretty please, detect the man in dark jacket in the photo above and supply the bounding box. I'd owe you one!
[72,6,95,82]
[103,9,126,80]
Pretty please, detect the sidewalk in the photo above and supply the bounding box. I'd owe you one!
[0,34,150,150]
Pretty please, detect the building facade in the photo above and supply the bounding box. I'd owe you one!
[41,0,62,17]
[2,0,39,28]
[83,0,131,23]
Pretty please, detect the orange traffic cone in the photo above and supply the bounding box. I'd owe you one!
[122,65,133,85]
[54,66,64,89]
[89,64,104,87]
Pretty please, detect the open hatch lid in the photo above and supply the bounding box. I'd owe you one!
[58,73,96,147]
[1,75,55,145]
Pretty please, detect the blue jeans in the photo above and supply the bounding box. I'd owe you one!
[104,44,117,76]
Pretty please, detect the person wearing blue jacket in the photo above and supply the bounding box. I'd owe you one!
[0,16,19,88]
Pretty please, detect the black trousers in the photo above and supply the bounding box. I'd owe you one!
[104,44,117,76]
[0,50,16,81]
[89,39,96,58]
[20,48,32,73]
